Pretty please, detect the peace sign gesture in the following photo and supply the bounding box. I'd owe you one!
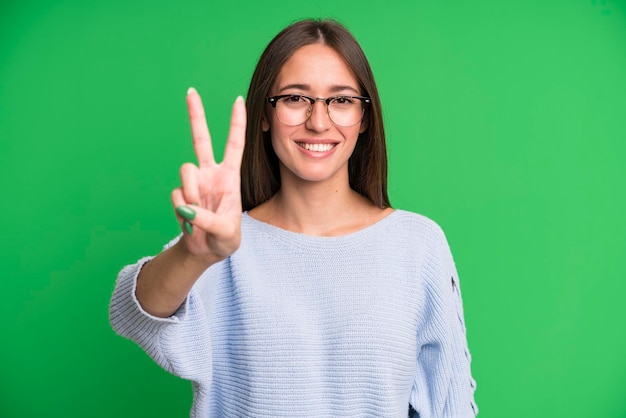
[171,88,247,263]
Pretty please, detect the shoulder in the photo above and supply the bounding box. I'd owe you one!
[384,210,456,274]
[383,209,448,242]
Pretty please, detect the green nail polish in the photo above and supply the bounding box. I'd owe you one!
[183,221,193,235]
[176,205,196,221]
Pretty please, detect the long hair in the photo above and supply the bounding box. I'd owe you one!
[242,19,390,211]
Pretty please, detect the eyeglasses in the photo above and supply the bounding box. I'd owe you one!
[267,94,371,127]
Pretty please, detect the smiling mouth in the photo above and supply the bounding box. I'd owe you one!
[296,142,337,152]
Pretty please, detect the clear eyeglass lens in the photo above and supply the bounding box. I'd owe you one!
[275,96,364,127]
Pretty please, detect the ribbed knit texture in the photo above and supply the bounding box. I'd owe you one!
[110,210,477,417]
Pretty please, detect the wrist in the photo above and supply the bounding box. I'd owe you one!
[172,239,222,271]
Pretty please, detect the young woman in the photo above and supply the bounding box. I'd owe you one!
[110,19,478,417]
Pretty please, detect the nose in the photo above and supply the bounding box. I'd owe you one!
[304,99,331,132]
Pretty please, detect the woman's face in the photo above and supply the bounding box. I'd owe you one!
[263,43,366,187]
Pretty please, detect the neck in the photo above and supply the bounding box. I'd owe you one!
[251,171,389,237]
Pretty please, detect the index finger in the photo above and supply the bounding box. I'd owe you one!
[222,96,247,171]
[186,87,215,167]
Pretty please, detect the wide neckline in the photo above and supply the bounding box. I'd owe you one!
[241,210,412,250]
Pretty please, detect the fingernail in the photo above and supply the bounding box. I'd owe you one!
[176,205,196,221]
[187,87,197,95]
[183,221,193,235]
[236,95,244,103]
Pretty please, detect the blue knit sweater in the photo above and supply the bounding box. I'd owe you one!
[110,210,477,417]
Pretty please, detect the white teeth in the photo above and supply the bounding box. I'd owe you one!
[299,143,335,152]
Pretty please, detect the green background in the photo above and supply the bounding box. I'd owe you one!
[1,0,625,416]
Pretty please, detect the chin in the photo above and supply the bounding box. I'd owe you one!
[294,170,346,185]
[279,159,349,185]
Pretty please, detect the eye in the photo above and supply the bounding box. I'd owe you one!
[331,96,356,106]
[282,94,308,104]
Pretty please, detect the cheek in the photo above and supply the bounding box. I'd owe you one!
[269,124,295,153]
[345,126,363,144]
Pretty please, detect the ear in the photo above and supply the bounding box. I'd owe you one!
[262,115,270,132]
[359,117,368,134]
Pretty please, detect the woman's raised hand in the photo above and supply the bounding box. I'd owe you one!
[171,88,247,264]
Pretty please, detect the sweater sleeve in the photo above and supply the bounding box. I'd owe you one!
[409,225,478,417]
[108,237,213,387]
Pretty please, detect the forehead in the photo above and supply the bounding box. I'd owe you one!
[274,43,359,93]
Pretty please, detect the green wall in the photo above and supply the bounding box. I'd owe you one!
[1,0,625,416]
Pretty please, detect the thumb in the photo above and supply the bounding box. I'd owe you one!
[175,204,219,235]
[176,204,241,242]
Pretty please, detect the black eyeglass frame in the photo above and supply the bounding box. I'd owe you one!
[266,94,371,126]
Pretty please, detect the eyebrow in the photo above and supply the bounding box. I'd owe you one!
[276,83,361,95]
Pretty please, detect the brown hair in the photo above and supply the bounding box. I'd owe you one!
[241,18,390,211]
